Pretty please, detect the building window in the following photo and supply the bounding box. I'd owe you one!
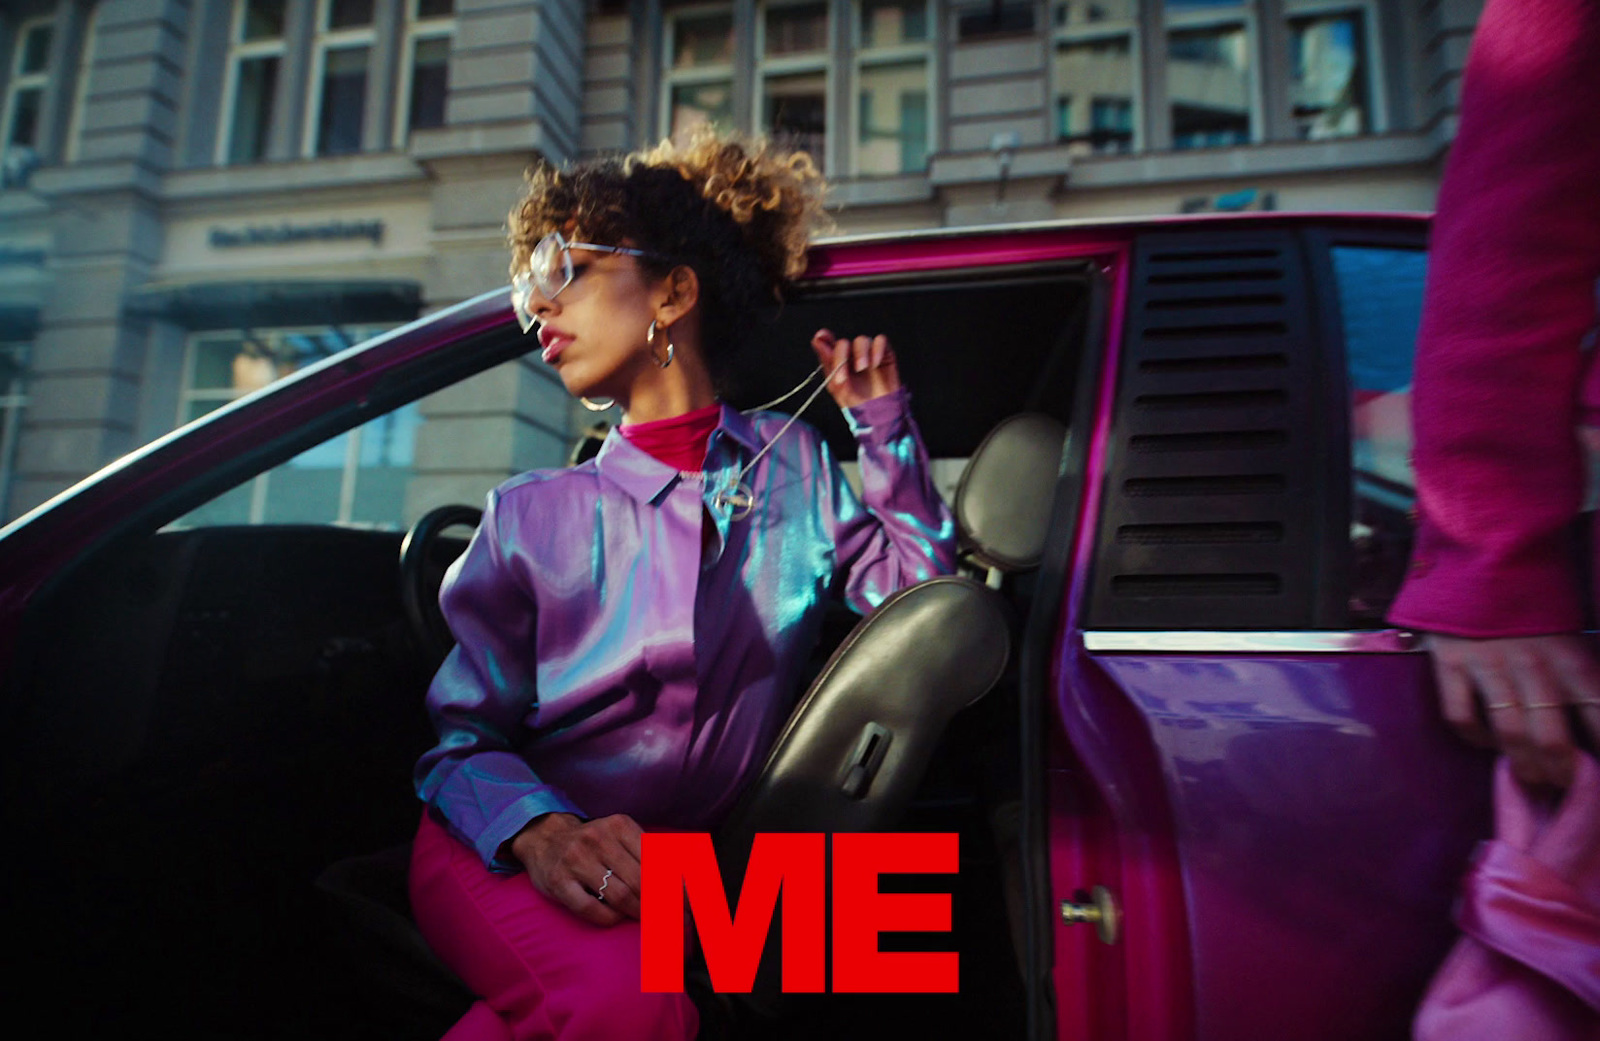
[174,325,422,529]
[758,2,831,169]
[1166,1,1256,150]
[1288,2,1375,139]
[854,0,932,175]
[1052,2,1139,156]
[3,17,54,154]
[956,1,1035,39]
[219,0,286,165]
[398,0,453,142]
[663,6,736,139]
[305,0,376,157]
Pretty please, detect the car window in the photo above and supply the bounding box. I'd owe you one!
[1332,245,1424,626]
[166,350,578,533]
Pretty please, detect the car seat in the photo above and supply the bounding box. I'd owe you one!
[314,412,1069,1032]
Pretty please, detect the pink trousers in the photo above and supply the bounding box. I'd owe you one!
[409,813,700,1041]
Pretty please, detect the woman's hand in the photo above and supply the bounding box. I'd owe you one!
[509,812,644,926]
[811,329,900,409]
[1425,632,1600,788]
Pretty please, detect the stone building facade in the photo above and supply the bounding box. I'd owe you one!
[0,0,1481,526]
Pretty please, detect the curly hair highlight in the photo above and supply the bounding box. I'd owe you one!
[508,126,830,382]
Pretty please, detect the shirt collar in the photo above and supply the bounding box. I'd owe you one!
[594,402,761,504]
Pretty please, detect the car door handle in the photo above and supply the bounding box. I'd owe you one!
[1060,885,1121,945]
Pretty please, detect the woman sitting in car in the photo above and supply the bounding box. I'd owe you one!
[409,127,956,1040]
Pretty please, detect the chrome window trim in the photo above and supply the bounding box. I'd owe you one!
[1081,630,1421,654]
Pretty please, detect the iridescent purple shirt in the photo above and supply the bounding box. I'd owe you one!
[415,388,957,870]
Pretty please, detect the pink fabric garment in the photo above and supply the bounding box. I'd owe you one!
[1414,755,1600,1041]
[409,812,699,1041]
[619,403,721,473]
[1388,0,1600,637]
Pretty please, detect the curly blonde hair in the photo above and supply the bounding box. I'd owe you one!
[507,127,830,377]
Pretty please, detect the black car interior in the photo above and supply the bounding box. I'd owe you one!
[1,262,1088,1038]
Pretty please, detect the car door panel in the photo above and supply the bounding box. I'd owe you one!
[1086,648,1490,1039]
[4,525,435,1034]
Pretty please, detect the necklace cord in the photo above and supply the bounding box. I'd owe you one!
[732,358,848,485]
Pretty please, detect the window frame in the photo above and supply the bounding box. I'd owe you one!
[3,15,56,153]
[215,0,289,166]
[301,0,379,159]
[755,0,834,172]
[1051,2,1143,157]
[394,0,455,146]
[174,323,401,529]
[850,0,936,177]
[1283,0,1386,139]
[1163,0,1263,150]
[659,2,738,141]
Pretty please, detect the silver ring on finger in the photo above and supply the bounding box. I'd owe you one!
[596,868,614,902]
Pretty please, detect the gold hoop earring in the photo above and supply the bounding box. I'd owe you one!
[646,319,675,369]
[579,397,615,412]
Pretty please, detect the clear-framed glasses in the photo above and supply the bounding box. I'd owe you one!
[510,232,664,333]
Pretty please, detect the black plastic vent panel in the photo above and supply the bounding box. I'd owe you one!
[1087,230,1327,629]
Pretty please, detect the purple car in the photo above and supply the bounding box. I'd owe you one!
[0,212,1482,1040]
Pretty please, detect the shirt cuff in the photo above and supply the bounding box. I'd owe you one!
[844,386,911,439]
[478,787,586,873]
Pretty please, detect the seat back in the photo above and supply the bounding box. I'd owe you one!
[716,413,1068,851]
[955,412,1070,575]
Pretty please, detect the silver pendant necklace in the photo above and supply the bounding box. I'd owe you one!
[683,358,848,521]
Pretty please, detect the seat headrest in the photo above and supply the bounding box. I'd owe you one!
[954,413,1069,573]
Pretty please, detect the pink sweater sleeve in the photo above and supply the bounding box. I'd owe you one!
[1388,0,1600,637]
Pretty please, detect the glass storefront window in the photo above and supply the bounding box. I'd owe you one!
[173,325,436,531]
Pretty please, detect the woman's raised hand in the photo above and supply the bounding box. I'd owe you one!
[509,812,644,926]
[811,329,900,409]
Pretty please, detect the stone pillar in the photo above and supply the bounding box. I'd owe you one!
[8,0,187,518]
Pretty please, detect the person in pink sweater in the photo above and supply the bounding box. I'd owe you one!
[1388,0,1600,788]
